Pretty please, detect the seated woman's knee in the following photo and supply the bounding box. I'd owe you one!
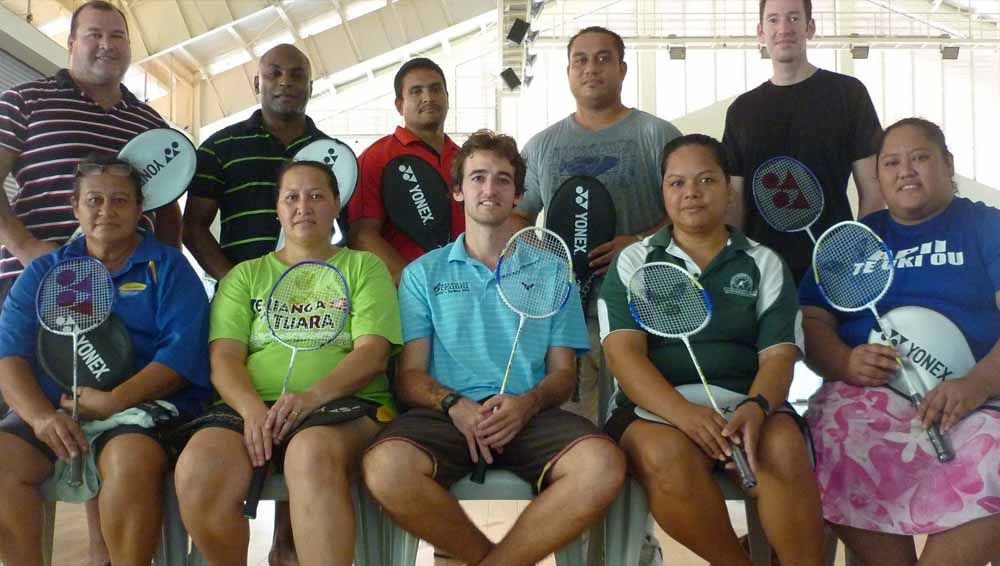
[627,430,709,487]
[175,430,247,505]
[98,434,167,483]
[757,416,811,481]
[283,427,356,481]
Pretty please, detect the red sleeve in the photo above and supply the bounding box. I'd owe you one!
[348,142,388,223]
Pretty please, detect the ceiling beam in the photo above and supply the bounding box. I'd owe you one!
[133,5,277,67]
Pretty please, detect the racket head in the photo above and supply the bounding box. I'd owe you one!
[293,138,359,206]
[867,305,977,400]
[545,176,617,282]
[626,261,712,339]
[265,261,350,351]
[118,128,197,212]
[812,221,894,313]
[751,156,825,234]
[37,313,134,392]
[495,227,574,320]
[36,257,115,336]
[380,155,452,252]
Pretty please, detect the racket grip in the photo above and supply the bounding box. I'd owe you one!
[471,457,487,484]
[243,465,268,519]
[731,445,757,490]
[68,455,83,487]
[926,425,955,463]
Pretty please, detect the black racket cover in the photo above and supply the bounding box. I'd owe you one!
[381,155,452,252]
[546,176,617,283]
[37,313,134,392]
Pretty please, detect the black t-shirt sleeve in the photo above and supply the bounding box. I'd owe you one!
[845,77,882,163]
[722,101,745,176]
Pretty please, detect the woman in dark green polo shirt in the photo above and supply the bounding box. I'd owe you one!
[599,134,825,566]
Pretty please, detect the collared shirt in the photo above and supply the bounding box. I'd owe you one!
[398,234,589,401]
[0,232,212,416]
[599,226,802,396]
[0,69,167,280]
[187,109,328,265]
[348,126,464,262]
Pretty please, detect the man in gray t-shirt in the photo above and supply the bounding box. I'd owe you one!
[514,26,681,423]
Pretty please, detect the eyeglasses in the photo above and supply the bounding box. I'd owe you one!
[75,162,134,177]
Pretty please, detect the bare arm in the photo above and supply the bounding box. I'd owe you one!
[724,176,746,230]
[302,334,390,404]
[0,148,55,262]
[603,330,689,420]
[801,305,897,386]
[209,339,266,416]
[182,195,233,281]
[61,361,186,420]
[152,202,182,248]
[0,356,87,459]
[852,155,884,219]
[348,217,408,286]
[395,336,453,410]
[748,344,798,409]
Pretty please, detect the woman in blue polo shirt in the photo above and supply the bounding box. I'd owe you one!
[599,134,826,565]
[0,153,211,564]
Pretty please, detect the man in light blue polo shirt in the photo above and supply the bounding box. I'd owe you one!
[362,130,625,566]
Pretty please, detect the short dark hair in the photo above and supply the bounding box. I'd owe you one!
[759,0,813,22]
[70,1,129,38]
[660,133,732,183]
[276,160,340,200]
[567,26,626,63]
[72,152,143,204]
[394,58,448,100]
[877,117,956,191]
[451,129,526,196]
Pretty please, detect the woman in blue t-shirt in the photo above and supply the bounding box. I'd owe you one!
[800,118,1000,565]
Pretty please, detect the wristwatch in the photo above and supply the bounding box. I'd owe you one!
[440,392,462,416]
[737,394,771,416]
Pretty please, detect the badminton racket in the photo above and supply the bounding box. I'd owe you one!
[627,261,757,489]
[243,260,351,518]
[36,257,116,486]
[813,221,954,462]
[470,227,574,483]
[751,156,825,243]
[381,155,452,252]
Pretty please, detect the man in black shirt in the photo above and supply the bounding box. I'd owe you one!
[723,0,883,282]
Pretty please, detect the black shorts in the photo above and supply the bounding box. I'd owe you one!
[175,396,381,471]
[0,406,192,463]
[369,406,608,493]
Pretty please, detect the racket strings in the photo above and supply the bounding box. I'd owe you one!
[752,159,824,232]
[497,231,573,319]
[814,223,892,311]
[266,263,350,350]
[37,258,115,334]
[629,265,710,337]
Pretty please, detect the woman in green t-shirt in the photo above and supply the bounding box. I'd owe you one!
[175,161,402,566]
[600,134,825,565]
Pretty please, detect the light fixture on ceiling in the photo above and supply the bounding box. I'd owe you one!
[669,46,686,60]
[525,52,538,68]
[507,18,530,45]
[850,45,870,59]
[941,45,960,60]
[524,74,534,87]
[500,67,522,90]
[760,46,770,59]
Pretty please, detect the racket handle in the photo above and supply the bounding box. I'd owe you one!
[926,425,955,463]
[243,465,268,519]
[471,457,487,484]
[731,445,757,490]
[911,393,955,463]
[68,455,83,487]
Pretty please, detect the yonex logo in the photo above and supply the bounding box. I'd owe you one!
[882,328,956,380]
[163,141,181,164]
[573,185,589,254]
[399,164,435,225]
[521,281,536,291]
[575,185,589,209]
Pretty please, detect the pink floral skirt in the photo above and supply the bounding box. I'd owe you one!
[806,382,1000,534]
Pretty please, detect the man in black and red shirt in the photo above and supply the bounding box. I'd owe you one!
[348,57,464,286]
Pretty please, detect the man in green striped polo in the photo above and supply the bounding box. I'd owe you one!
[183,44,329,282]
[181,43,328,566]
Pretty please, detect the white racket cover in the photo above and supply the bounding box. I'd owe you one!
[635,384,747,425]
[293,138,358,206]
[867,305,976,398]
[118,128,196,212]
